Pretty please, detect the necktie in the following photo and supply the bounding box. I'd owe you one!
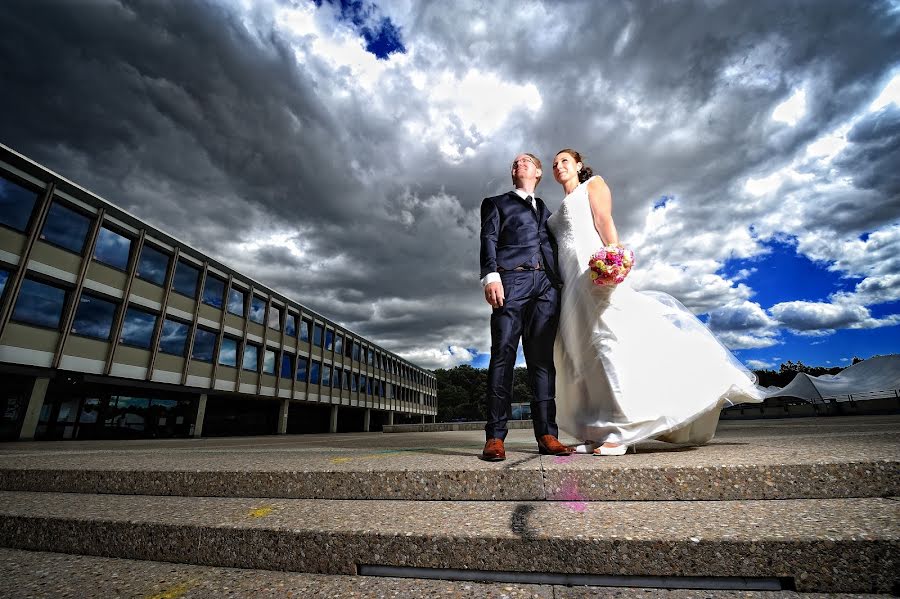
[526,195,536,211]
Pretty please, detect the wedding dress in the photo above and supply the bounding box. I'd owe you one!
[547,176,763,446]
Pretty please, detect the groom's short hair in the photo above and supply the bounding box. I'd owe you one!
[510,153,543,187]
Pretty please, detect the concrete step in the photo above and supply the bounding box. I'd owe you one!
[1,548,888,598]
[0,491,896,593]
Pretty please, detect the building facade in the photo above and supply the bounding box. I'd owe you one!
[0,144,437,441]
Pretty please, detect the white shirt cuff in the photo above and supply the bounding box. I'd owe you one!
[481,272,501,287]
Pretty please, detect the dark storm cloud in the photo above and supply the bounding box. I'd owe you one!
[836,104,900,202]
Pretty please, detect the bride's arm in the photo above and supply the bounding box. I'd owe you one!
[586,176,619,245]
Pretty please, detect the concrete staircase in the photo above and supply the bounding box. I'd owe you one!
[0,416,897,596]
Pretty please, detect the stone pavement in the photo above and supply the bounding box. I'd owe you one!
[0,415,897,596]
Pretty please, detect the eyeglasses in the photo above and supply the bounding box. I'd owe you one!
[512,157,535,167]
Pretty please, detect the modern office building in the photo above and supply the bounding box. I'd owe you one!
[0,143,437,441]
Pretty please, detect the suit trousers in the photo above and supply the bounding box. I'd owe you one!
[485,269,560,441]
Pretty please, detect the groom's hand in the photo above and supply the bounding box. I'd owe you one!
[485,281,504,308]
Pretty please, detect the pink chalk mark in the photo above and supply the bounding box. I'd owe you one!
[553,455,576,465]
[556,477,588,512]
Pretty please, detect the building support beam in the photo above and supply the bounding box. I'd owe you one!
[18,377,49,440]
[278,399,290,434]
[363,408,371,433]
[329,405,339,434]
[420,414,426,424]
[387,411,394,426]
[193,394,207,438]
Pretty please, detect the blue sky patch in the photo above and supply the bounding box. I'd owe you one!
[313,0,406,59]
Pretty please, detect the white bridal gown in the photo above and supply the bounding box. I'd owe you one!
[547,177,763,446]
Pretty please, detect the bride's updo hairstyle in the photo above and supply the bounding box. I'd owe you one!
[557,148,594,183]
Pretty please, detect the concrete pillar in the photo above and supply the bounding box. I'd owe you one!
[431,415,436,423]
[420,414,426,424]
[387,411,394,426]
[278,399,290,434]
[18,377,49,440]
[363,408,371,432]
[330,405,339,433]
[193,393,208,438]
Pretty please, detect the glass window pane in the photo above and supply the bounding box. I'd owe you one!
[284,314,296,337]
[360,374,367,394]
[262,349,276,374]
[40,201,92,254]
[202,275,226,309]
[137,245,170,286]
[227,287,245,317]
[334,334,343,354]
[322,364,332,387]
[324,329,334,351]
[120,306,157,349]
[333,368,342,390]
[352,342,360,362]
[312,323,323,347]
[159,319,189,356]
[309,361,320,385]
[71,293,117,340]
[173,259,200,297]
[0,268,9,298]
[93,226,132,270]
[280,352,293,378]
[218,337,238,367]
[192,328,216,362]
[242,344,259,372]
[249,296,266,324]
[367,377,373,395]
[0,176,39,232]
[350,372,358,391]
[367,349,374,365]
[12,278,67,328]
[296,357,308,382]
[268,305,282,330]
[344,370,351,391]
[300,318,311,342]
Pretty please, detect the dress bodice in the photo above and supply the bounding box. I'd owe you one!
[547,176,607,283]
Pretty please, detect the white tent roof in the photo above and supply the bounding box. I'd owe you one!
[765,354,900,401]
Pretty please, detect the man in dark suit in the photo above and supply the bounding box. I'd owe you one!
[478,153,572,461]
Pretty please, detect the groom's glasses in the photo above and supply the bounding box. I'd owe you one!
[512,157,535,167]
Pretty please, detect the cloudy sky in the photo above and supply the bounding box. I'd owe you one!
[1,0,898,371]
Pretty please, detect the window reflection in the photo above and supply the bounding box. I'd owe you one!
[322,364,332,387]
[344,337,353,358]
[137,245,170,286]
[296,356,308,382]
[334,334,343,354]
[227,287,246,317]
[0,268,9,299]
[284,313,296,337]
[352,342,360,362]
[280,352,293,378]
[360,374,367,394]
[333,368,342,390]
[39,201,91,254]
[173,259,200,297]
[159,318,189,356]
[242,343,259,372]
[268,305,282,330]
[12,278,67,329]
[249,296,266,324]
[350,372,358,392]
[120,305,157,349]
[202,275,226,309]
[324,329,334,351]
[192,328,216,362]
[71,292,117,340]
[343,369,352,391]
[367,376,373,396]
[313,323,323,347]
[367,349,374,366]
[310,360,320,385]
[93,226,132,270]
[300,318,311,342]
[263,349,276,375]
[218,337,238,367]
[0,175,39,232]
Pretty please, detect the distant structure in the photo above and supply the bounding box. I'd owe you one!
[0,144,436,441]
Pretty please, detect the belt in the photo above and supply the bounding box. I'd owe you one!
[498,263,543,272]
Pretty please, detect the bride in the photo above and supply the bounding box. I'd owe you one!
[547,149,763,455]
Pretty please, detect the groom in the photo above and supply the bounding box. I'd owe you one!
[478,152,571,461]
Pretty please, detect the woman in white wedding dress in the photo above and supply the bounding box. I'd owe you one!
[546,149,763,455]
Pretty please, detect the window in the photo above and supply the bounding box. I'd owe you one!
[284,313,297,337]
[280,352,294,379]
[375,353,381,370]
[12,278,67,329]
[191,328,217,362]
[296,356,308,382]
[70,292,117,340]
[93,226,132,270]
[312,323,323,347]
[242,343,259,372]
[367,349,374,366]
[352,342,360,362]
[360,374,367,394]
[202,275,226,309]
[262,349,276,375]
[120,305,157,349]
[268,304,282,331]
[173,259,200,297]
[249,295,266,324]
[40,201,92,254]
[324,329,334,351]
[218,337,238,367]
[334,334,343,355]
[309,361,321,385]
[344,337,353,358]
[137,245,170,286]
[299,318,311,342]
[367,377,373,396]
[227,287,246,317]
[350,372,358,392]
[333,368,342,390]
[0,268,10,299]
[0,175,39,232]
[321,364,332,387]
[159,318,190,356]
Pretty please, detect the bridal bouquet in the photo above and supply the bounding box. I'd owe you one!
[588,245,634,286]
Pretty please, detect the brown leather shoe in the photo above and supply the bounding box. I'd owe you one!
[481,438,506,461]
[537,434,573,456]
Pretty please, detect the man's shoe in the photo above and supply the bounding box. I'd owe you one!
[537,434,573,456]
[481,438,506,461]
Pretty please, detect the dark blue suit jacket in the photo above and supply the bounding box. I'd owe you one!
[479,191,561,286]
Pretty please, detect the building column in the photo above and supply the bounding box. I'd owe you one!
[363,408,371,432]
[278,399,290,434]
[193,393,207,438]
[330,405,339,433]
[18,377,49,440]
[431,415,436,423]
[387,411,394,426]
[420,414,426,424]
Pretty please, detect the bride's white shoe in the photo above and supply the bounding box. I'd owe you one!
[573,441,596,454]
[593,443,631,456]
